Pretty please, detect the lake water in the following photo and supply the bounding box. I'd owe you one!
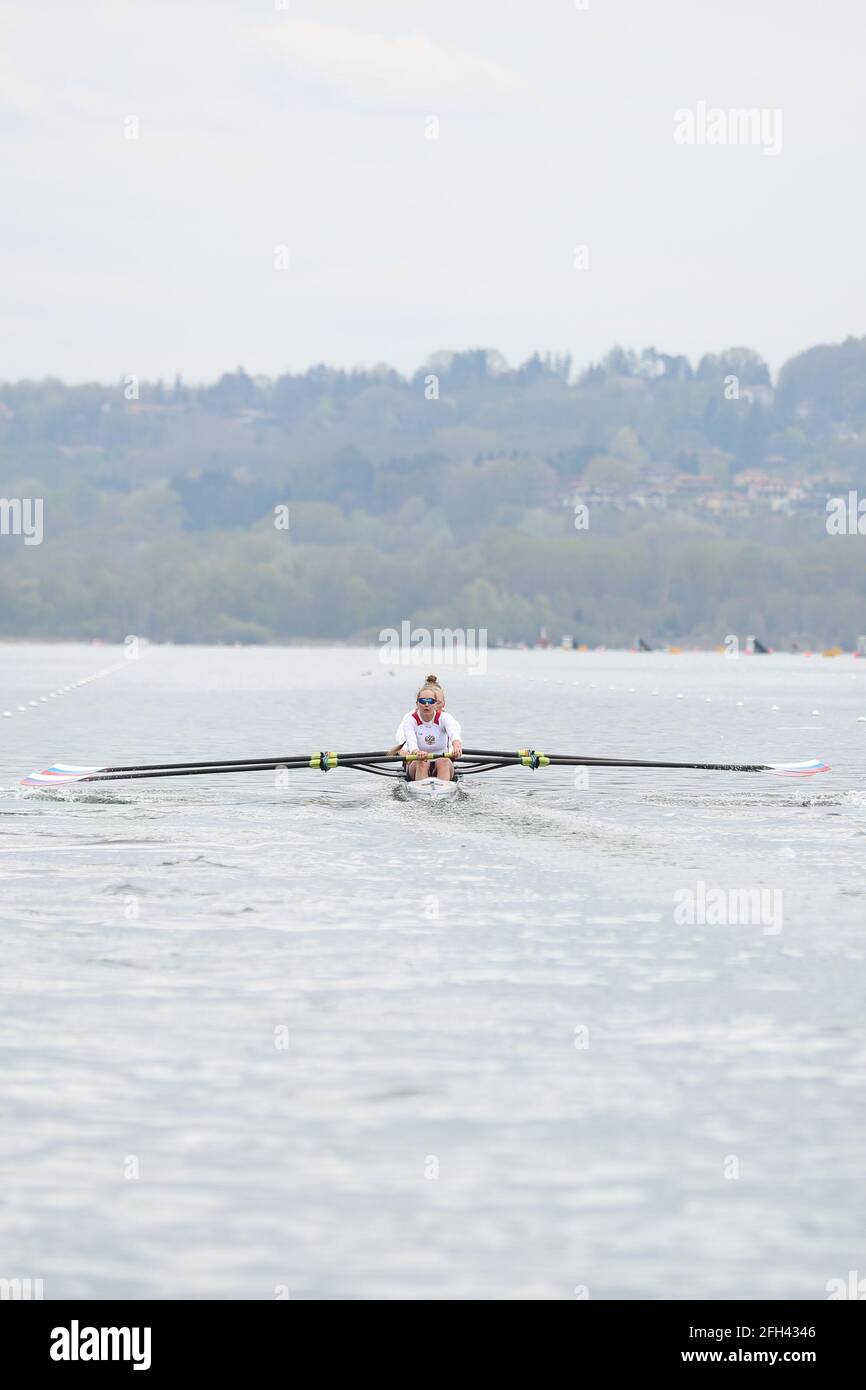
[1,642,865,1299]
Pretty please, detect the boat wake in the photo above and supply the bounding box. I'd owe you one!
[637,789,850,810]
[16,786,142,805]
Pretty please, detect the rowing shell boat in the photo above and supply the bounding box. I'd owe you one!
[403,775,460,799]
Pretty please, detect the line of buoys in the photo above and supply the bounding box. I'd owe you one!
[2,662,129,720]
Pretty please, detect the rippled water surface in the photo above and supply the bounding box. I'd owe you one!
[1,643,865,1299]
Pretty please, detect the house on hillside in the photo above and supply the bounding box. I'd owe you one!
[701,490,750,516]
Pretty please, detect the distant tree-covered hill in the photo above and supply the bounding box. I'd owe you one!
[2,338,866,646]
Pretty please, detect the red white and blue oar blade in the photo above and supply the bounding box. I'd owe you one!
[21,764,105,788]
[765,758,830,777]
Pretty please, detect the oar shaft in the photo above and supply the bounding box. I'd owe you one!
[462,749,766,772]
[546,756,765,771]
[88,755,407,782]
[87,761,307,783]
[99,750,398,774]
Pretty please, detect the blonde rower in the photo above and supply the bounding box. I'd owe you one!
[395,676,462,781]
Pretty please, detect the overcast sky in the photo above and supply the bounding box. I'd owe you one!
[1,0,864,383]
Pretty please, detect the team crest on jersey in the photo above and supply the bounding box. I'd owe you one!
[424,733,436,744]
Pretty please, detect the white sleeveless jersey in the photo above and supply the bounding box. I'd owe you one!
[397,709,461,755]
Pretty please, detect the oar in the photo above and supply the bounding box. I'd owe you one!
[21,751,401,787]
[94,750,396,774]
[461,750,830,776]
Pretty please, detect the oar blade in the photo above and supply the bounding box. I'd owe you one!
[21,764,105,788]
[765,758,830,777]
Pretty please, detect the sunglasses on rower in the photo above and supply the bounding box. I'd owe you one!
[417,696,436,705]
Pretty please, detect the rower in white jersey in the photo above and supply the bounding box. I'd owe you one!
[395,675,463,782]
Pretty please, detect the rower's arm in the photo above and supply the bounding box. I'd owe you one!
[441,712,462,757]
